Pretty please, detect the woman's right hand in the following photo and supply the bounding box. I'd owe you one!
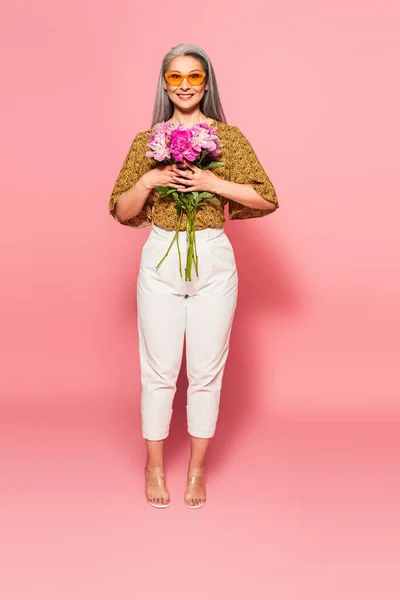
[141,163,185,191]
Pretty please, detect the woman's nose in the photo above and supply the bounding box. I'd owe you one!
[180,76,190,88]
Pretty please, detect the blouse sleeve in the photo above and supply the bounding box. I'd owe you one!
[108,132,154,229]
[227,126,279,221]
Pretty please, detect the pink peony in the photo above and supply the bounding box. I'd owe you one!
[146,120,223,163]
[146,121,174,161]
[169,126,201,162]
[190,123,222,157]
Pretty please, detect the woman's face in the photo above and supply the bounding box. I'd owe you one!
[163,55,208,111]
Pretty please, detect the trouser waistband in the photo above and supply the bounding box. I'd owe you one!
[151,222,224,241]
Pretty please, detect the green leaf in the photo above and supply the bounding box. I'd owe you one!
[155,185,170,194]
[206,197,221,206]
[198,192,213,199]
[203,161,226,170]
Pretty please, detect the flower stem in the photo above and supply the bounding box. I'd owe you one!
[176,209,183,277]
[193,218,199,276]
[184,209,199,281]
[185,211,193,281]
[155,209,183,272]
[185,218,190,281]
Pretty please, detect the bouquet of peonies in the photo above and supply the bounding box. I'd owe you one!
[146,121,226,281]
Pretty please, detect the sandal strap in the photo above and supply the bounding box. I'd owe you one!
[187,474,205,484]
[145,473,166,485]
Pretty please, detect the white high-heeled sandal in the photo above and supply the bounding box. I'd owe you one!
[145,469,170,509]
[184,471,206,509]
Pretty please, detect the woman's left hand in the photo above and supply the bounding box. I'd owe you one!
[171,158,220,194]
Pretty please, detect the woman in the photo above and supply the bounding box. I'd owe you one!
[109,43,279,509]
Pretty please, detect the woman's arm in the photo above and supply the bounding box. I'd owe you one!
[109,132,155,228]
[210,178,277,211]
[114,176,153,222]
[115,163,186,222]
[172,126,279,216]
[110,132,186,225]
[222,125,279,220]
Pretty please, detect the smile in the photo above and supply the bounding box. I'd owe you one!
[177,94,194,100]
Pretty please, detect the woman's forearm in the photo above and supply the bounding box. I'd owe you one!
[115,176,153,222]
[211,178,277,211]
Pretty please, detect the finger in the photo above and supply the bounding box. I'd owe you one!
[182,158,198,171]
[168,180,186,187]
[173,161,193,172]
[172,175,192,183]
[171,163,184,171]
[177,185,197,192]
[174,169,194,178]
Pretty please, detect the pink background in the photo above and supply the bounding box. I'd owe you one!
[1,0,399,598]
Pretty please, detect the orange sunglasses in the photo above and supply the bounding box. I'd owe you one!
[164,70,207,86]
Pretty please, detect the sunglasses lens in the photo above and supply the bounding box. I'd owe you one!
[165,72,206,86]
[165,73,182,85]
[188,72,205,85]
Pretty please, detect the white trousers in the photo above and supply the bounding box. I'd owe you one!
[137,222,239,441]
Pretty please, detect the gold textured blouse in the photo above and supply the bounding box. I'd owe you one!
[108,120,279,231]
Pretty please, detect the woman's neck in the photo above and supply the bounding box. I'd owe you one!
[167,110,212,127]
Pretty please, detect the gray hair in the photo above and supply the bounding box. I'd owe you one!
[150,43,227,127]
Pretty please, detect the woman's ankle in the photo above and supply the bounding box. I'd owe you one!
[145,462,164,470]
[188,462,205,471]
